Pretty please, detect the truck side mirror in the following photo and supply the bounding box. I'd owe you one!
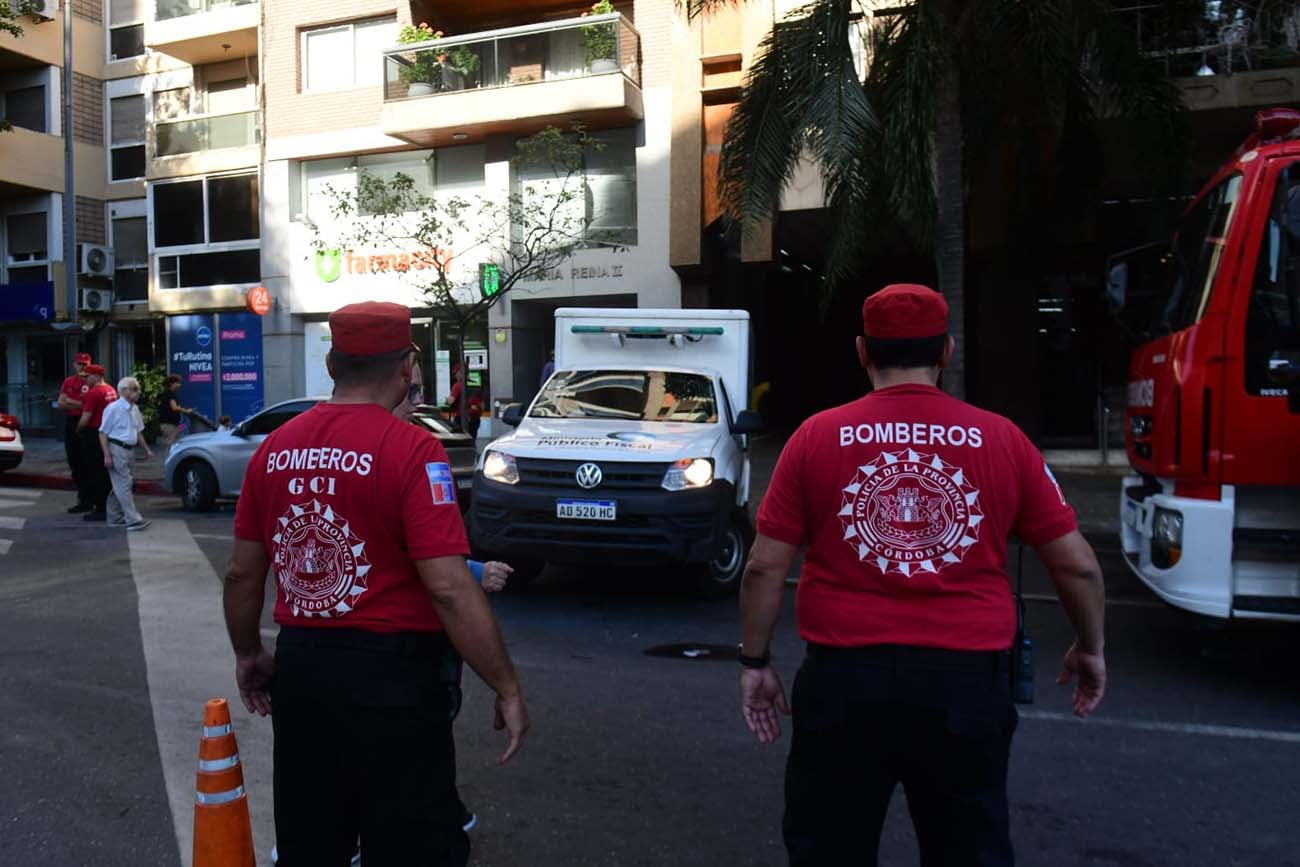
[732,410,764,435]
[501,404,524,427]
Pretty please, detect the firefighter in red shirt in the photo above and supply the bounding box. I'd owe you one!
[738,284,1106,866]
[76,364,118,522]
[57,352,93,513]
[223,301,528,867]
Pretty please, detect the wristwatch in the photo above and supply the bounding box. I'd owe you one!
[737,644,771,669]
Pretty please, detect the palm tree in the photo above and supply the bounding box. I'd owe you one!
[683,0,1185,398]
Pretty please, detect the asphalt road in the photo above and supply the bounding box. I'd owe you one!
[1,484,1298,866]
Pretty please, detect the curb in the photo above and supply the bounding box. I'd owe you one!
[0,472,168,497]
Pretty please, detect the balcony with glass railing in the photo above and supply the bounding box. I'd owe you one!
[1115,3,1300,109]
[155,110,259,156]
[147,0,258,65]
[380,12,643,147]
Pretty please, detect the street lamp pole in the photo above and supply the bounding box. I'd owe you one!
[62,0,76,325]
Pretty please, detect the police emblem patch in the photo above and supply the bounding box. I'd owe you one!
[839,449,984,577]
[272,499,371,617]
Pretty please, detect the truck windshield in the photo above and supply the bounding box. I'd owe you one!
[1156,173,1243,335]
[530,370,719,423]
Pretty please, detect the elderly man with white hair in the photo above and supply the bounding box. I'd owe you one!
[98,375,154,531]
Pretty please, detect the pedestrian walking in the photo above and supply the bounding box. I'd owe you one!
[223,301,529,867]
[738,283,1106,867]
[58,352,93,513]
[76,365,118,523]
[99,376,153,531]
[158,374,193,455]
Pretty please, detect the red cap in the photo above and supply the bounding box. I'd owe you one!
[862,283,949,339]
[85,364,106,376]
[328,302,412,356]
[74,353,92,364]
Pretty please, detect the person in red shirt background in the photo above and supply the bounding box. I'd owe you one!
[738,284,1106,866]
[223,301,528,867]
[57,352,93,513]
[75,364,118,522]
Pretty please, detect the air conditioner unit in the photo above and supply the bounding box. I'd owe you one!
[79,288,114,313]
[79,244,115,278]
[29,0,57,21]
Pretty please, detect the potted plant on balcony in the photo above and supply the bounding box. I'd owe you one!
[397,23,444,96]
[580,0,619,74]
[446,43,481,88]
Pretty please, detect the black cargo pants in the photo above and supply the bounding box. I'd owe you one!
[784,643,1018,867]
[270,627,470,867]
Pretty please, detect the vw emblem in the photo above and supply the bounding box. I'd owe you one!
[575,463,603,489]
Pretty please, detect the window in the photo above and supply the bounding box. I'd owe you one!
[153,87,193,122]
[531,370,717,424]
[243,401,317,436]
[1157,174,1242,335]
[301,18,397,92]
[154,180,205,247]
[357,151,435,215]
[109,0,146,60]
[4,212,49,285]
[584,128,637,246]
[2,85,45,133]
[295,145,484,222]
[111,215,148,302]
[1246,164,1300,397]
[519,128,637,247]
[110,94,146,180]
[153,173,260,289]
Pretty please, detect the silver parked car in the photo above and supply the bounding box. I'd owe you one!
[163,398,477,512]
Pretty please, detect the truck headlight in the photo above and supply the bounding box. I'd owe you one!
[482,450,519,485]
[1130,415,1153,438]
[662,458,713,491]
[1151,507,1183,569]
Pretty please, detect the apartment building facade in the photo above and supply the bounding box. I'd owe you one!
[0,0,264,431]
[4,0,1295,441]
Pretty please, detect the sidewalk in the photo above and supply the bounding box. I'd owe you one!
[0,435,167,496]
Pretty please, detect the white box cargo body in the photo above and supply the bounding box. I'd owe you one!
[469,308,761,598]
[554,308,751,412]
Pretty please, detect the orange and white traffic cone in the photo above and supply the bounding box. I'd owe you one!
[192,698,255,867]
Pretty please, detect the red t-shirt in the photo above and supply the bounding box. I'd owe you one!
[60,374,89,417]
[756,384,1076,651]
[233,402,469,634]
[81,384,119,430]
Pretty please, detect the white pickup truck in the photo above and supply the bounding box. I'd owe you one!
[469,308,763,597]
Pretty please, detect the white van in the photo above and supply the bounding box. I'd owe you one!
[469,308,762,597]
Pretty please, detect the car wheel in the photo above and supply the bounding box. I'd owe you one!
[692,511,753,600]
[179,461,218,512]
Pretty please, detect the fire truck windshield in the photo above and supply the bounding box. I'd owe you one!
[1156,174,1243,336]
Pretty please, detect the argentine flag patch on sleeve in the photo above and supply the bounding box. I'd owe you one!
[426,462,456,505]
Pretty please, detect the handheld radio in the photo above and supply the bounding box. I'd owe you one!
[1011,543,1035,704]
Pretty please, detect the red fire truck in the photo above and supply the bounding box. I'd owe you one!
[1110,108,1300,621]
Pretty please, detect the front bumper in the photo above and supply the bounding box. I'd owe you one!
[1119,476,1300,621]
[469,473,735,565]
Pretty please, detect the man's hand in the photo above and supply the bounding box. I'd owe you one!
[142,447,154,461]
[103,453,113,469]
[235,648,275,716]
[1057,640,1105,718]
[481,561,513,593]
[493,691,529,765]
[741,665,790,744]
